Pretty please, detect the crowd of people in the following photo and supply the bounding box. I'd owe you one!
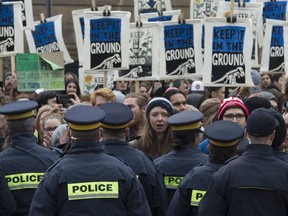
[1,68,288,215]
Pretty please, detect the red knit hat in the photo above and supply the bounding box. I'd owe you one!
[217,97,249,120]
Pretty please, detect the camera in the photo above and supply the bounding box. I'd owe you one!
[56,94,74,108]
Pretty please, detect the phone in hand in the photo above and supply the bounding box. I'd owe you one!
[56,94,74,108]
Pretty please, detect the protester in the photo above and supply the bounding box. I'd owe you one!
[207,87,225,101]
[64,80,81,97]
[136,97,174,159]
[90,87,116,106]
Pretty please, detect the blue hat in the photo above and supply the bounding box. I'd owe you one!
[246,108,278,137]
[64,105,105,131]
[0,100,38,120]
[204,120,244,147]
[99,102,133,129]
[168,111,203,131]
[146,97,173,117]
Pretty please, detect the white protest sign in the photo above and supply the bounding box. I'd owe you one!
[25,15,73,64]
[158,19,203,80]
[0,2,23,57]
[83,11,131,71]
[190,0,221,18]
[261,19,287,74]
[203,18,254,86]
[139,10,181,22]
[117,22,161,80]
[134,0,172,21]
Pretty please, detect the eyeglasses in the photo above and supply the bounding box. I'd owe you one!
[44,126,58,132]
[223,114,245,121]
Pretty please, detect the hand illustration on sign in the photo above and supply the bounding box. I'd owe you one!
[93,54,122,69]
[0,38,14,52]
[167,59,195,75]
[213,67,245,84]
[122,66,143,78]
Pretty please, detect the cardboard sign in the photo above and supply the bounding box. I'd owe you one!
[72,6,111,66]
[217,2,264,67]
[2,0,34,29]
[158,20,203,79]
[203,18,254,86]
[134,0,172,21]
[261,19,286,73]
[117,22,161,80]
[83,11,131,71]
[0,2,23,57]
[25,15,73,64]
[190,0,220,18]
[16,52,64,92]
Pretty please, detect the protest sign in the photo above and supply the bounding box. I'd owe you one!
[261,19,286,74]
[16,52,64,92]
[0,2,23,57]
[284,23,288,75]
[117,22,161,80]
[158,19,203,80]
[83,11,131,71]
[72,6,111,66]
[203,18,254,86]
[134,0,172,21]
[260,0,287,23]
[217,2,264,67]
[2,0,34,29]
[190,0,219,18]
[25,15,73,64]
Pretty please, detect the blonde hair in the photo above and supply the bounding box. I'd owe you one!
[90,88,116,106]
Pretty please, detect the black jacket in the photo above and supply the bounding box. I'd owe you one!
[0,132,60,216]
[29,141,152,216]
[199,144,288,216]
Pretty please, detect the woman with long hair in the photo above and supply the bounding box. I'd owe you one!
[136,97,174,159]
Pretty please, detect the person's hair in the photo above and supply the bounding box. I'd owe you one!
[136,116,174,159]
[36,91,57,107]
[65,80,81,96]
[70,128,100,142]
[209,144,238,163]
[64,71,78,82]
[125,93,149,109]
[272,74,283,83]
[102,128,126,140]
[172,130,198,149]
[42,112,64,129]
[90,88,116,106]
[7,117,34,135]
[163,89,185,101]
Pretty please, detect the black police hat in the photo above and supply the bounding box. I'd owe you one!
[168,111,203,131]
[0,100,38,121]
[99,102,133,129]
[64,105,105,131]
[246,108,278,137]
[204,120,244,147]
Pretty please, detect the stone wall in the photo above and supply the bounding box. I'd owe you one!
[32,0,190,60]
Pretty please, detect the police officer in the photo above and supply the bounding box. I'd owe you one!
[0,166,16,215]
[0,100,60,216]
[99,102,168,216]
[167,120,243,215]
[154,111,208,203]
[29,105,151,216]
[199,108,288,216]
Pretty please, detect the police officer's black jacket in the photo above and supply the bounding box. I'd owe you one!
[102,140,168,216]
[29,141,152,216]
[167,159,222,216]
[0,132,60,216]
[0,166,16,216]
[154,146,208,203]
[199,144,288,216]
[274,148,288,163]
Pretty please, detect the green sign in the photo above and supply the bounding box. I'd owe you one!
[16,53,65,92]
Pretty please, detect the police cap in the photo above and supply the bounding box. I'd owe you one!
[204,120,244,147]
[64,105,105,131]
[0,100,38,121]
[168,111,203,131]
[99,102,133,129]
